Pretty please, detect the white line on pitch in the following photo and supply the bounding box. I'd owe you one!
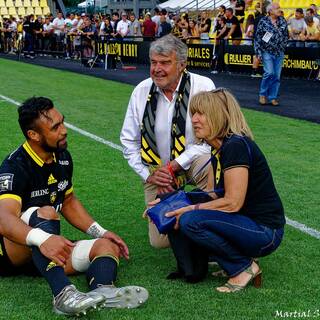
[286,218,320,239]
[66,123,123,151]
[0,95,123,152]
[1,93,320,240]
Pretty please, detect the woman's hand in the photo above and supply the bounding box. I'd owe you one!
[142,198,161,219]
[157,186,175,194]
[165,205,194,230]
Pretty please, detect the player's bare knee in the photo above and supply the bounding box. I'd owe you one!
[37,206,60,220]
[89,238,120,260]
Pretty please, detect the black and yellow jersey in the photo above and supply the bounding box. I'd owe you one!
[210,135,285,229]
[17,23,23,33]
[0,142,73,213]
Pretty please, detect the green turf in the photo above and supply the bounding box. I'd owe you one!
[0,58,319,320]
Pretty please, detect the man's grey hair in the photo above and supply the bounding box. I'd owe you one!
[266,3,278,13]
[266,4,273,13]
[149,34,188,63]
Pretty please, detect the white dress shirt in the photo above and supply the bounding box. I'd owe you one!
[43,22,53,32]
[9,21,17,32]
[53,17,65,35]
[120,72,216,181]
[116,20,130,37]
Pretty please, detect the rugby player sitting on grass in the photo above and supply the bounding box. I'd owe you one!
[0,97,148,316]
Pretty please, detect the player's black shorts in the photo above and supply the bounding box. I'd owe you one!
[0,235,39,277]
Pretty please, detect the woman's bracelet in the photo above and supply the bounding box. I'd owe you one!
[167,162,179,186]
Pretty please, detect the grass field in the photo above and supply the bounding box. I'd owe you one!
[0,58,319,320]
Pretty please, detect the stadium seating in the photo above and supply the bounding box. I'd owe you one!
[42,5,49,14]
[31,0,39,7]
[6,0,14,7]
[17,6,25,15]
[39,0,47,7]
[0,0,52,20]
[26,6,33,15]
[244,0,313,21]
[34,6,42,15]
[0,6,8,15]
[8,6,17,15]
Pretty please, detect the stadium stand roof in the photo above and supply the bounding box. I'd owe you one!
[158,0,230,11]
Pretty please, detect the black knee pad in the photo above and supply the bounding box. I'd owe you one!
[29,210,61,235]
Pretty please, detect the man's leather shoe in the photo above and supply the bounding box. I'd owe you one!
[271,99,279,106]
[259,96,267,105]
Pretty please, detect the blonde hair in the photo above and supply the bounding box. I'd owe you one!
[189,88,254,141]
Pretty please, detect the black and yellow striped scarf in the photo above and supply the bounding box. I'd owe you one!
[141,71,191,166]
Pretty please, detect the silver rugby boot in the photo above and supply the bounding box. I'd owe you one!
[88,285,149,309]
[53,284,105,316]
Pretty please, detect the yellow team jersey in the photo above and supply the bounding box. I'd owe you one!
[306,24,318,36]
[17,24,23,33]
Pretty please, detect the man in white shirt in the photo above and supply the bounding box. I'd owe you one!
[52,12,65,36]
[288,8,307,47]
[77,13,86,29]
[120,34,216,249]
[116,12,130,38]
[64,13,76,59]
[64,13,72,31]
[151,7,161,34]
[9,18,17,32]
[70,13,79,32]
[42,17,54,52]
[52,12,65,51]
[43,17,53,32]
[6,18,17,53]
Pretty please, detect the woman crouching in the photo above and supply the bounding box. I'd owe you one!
[165,88,285,293]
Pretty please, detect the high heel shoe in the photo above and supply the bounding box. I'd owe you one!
[211,269,228,278]
[216,264,262,293]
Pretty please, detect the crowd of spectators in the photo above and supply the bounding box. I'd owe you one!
[287,5,320,47]
[0,9,171,58]
[0,2,319,59]
[214,2,319,47]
